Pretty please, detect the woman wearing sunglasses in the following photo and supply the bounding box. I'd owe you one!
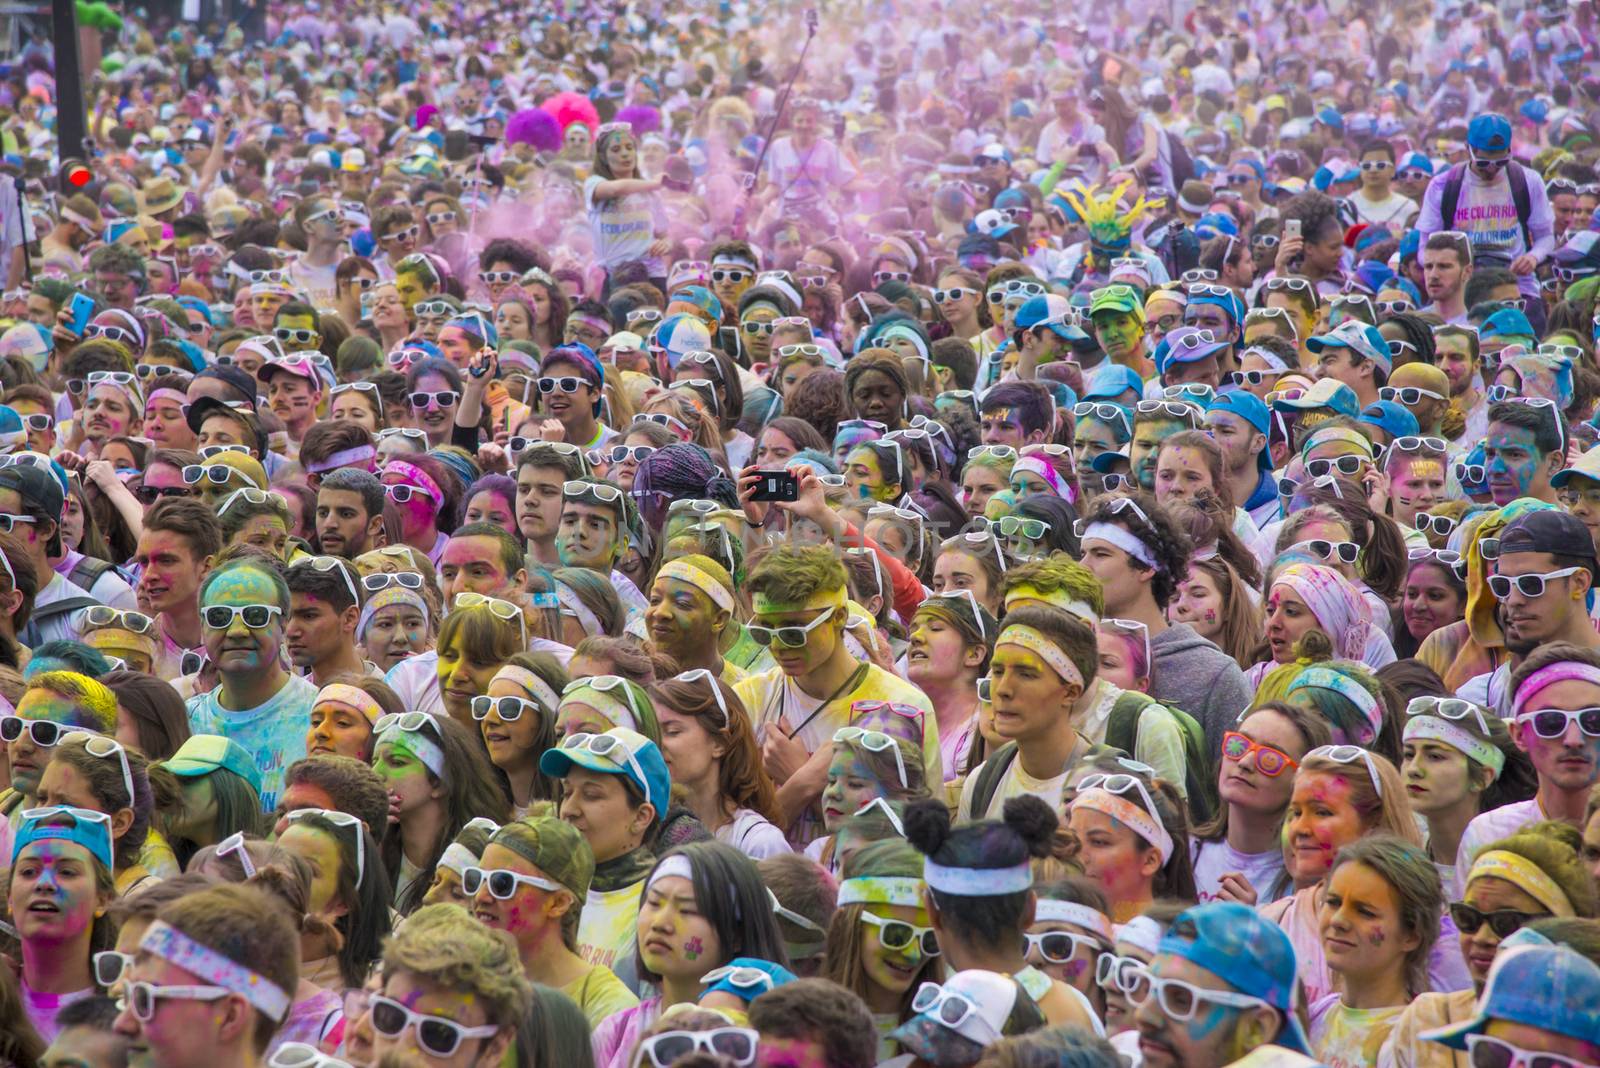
[1066,759,1195,924]
[475,655,568,818]
[1380,825,1597,1068]
[905,795,1101,1032]
[932,267,989,348]
[274,808,393,994]
[468,817,638,1027]
[822,839,942,1059]
[216,488,291,561]
[652,671,786,859]
[404,357,465,450]
[1191,704,1328,906]
[1397,547,1469,659]
[1401,697,1534,895]
[372,711,509,913]
[369,902,530,1068]
[381,454,461,566]
[37,731,175,896]
[7,806,118,1040]
[3,671,124,820]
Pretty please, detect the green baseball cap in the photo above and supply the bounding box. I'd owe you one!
[161,734,263,794]
[1089,284,1144,319]
[490,816,595,900]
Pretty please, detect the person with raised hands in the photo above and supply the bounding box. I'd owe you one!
[1455,642,1600,893]
[185,551,316,816]
[467,816,637,1027]
[904,795,1101,1033]
[650,669,787,859]
[474,655,568,819]
[110,881,300,1068]
[1130,901,1317,1068]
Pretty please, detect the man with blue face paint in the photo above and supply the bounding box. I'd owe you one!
[1181,286,1245,380]
[185,555,317,815]
[1483,399,1564,507]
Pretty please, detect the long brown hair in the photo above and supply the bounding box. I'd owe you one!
[1185,557,1266,670]
[651,675,781,825]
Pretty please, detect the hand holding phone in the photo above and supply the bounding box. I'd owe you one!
[68,293,96,337]
[750,470,799,502]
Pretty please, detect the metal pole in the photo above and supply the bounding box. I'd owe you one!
[51,0,86,164]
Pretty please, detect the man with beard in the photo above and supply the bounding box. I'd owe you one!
[1433,324,1488,445]
[315,469,386,559]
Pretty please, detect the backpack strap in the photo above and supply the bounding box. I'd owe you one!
[1440,162,1533,255]
[1104,692,1151,756]
[969,741,1019,820]
[1440,163,1466,233]
[67,555,114,594]
[18,594,102,648]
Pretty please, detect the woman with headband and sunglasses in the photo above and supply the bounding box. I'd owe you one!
[811,728,931,872]
[371,710,508,913]
[216,488,292,562]
[651,670,786,859]
[474,655,568,819]
[1065,757,1196,924]
[1380,822,1598,1068]
[36,731,175,896]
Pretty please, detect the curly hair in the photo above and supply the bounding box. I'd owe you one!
[1082,491,1193,609]
[786,368,848,443]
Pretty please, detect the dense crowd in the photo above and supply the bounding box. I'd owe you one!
[0,0,1599,1067]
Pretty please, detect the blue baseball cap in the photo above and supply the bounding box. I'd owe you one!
[1193,212,1238,240]
[163,734,264,795]
[1467,112,1513,153]
[1307,320,1393,376]
[1316,107,1344,131]
[1398,229,1423,264]
[1083,363,1146,402]
[1422,943,1600,1051]
[12,806,115,871]
[1397,152,1434,176]
[1157,327,1229,375]
[1208,391,1271,469]
[1360,400,1420,440]
[1272,378,1361,420]
[1187,287,1246,326]
[1158,903,1311,1055]
[1015,295,1085,341]
[540,727,671,822]
[1480,307,1537,341]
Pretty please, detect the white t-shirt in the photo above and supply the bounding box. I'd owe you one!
[957,754,1069,821]
[583,175,662,272]
[29,571,104,645]
[715,808,791,860]
[1351,189,1420,228]
[1451,797,1543,899]
[1191,837,1290,906]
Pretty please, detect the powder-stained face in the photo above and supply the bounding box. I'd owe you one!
[820,749,891,832]
[1130,417,1187,490]
[1169,570,1225,640]
[845,447,893,502]
[1283,771,1365,885]
[201,567,285,678]
[275,822,345,918]
[637,872,722,982]
[1484,423,1549,506]
[1133,952,1260,1068]
[1388,455,1446,522]
[372,968,506,1068]
[469,842,566,946]
[372,733,441,819]
[645,576,722,660]
[961,465,1008,519]
[8,690,102,798]
[1317,859,1416,983]
[8,839,102,944]
[1067,805,1160,911]
[859,902,933,998]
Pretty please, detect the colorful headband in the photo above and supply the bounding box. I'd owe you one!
[837,876,926,907]
[315,683,385,726]
[1070,787,1175,864]
[1287,667,1382,739]
[1081,522,1160,571]
[376,723,445,776]
[358,587,430,640]
[1512,662,1600,718]
[147,387,189,409]
[1404,715,1505,778]
[140,920,291,1022]
[1004,583,1097,623]
[924,858,1032,896]
[554,581,602,637]
[493,665,560,714]
[1034,900,1114,941]
[1011,456,1072,500]
[1300,426,1374,460]
[559,683,640,733]
[306,445,376,474]
[385,461,443,511]
[657,559,735,613]
[997,625,1084,687]
[1468,850,1575,918]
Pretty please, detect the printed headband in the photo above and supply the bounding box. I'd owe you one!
[493,665,561,714]
[997,625,1084,688]
[1070,787,1175,864]
[559,682,640,733]
[1468,850,1575,918]
[924,857,1032,896]
[1300,425,1374,460]
[140,920,292,1022]
[376,721,446,776]
[1287,668,1382,740]
[1404,716,1505,778]
[657,559,735,613]
[315,683,384,725]
[358,587,430,640]
[306,445,376,474]
[1034,901,1114,941]
[1011,456,1072,500]
[837,876,925,907]
[1512,662,1600,719]
[1081,523,1160,571]
[385,461,443,511]
[1003,583,1098,623]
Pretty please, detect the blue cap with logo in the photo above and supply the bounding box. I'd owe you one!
[1467,113,1513,153]
[540,727,671,823]
[1015,295,1085,341]
[1159,902,1311,1055]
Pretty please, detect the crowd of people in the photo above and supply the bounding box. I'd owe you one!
[1,0,1600,1067]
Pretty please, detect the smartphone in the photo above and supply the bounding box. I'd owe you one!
[1284,218,1302,241]
[68,293,96,336]
[750,471,799,503]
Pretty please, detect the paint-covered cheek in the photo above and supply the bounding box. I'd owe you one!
[1185,1002,1233,1040]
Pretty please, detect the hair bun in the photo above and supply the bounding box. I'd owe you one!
[1001,796,1059,858]
[902,798,952,857]
[1294,629,1334,662]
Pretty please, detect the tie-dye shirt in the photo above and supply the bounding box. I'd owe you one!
[186,672,318,814]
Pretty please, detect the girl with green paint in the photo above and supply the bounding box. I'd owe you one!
[844,439,907,503]
[371,711,509,913]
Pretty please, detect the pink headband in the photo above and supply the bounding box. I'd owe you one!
[307,445,376,474]
[1011,456,1071,501]
[386,461,442,508]
[147,388,188,409]
[1512,662,1600,719]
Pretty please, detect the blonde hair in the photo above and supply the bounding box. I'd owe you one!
[1298,749,1422,848]
[382,903,531,1024]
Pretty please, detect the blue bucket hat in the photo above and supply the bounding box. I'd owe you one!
[1159,902,1311,1055]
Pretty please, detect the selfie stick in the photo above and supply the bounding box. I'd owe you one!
[738,7,818,236]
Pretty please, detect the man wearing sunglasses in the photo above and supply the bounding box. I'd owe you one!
[1421,941,1600,1068]
[1088,286,1152,378]
[1417,112,1555,329]
[288,196,345,307]
[734,545,937,841]
[1454,642,1600,899]
[258,355,324,452]
[285,556,368,688]
[1,464,111,647]
[1350,140,1420,228]
[1132,902,1313,1068]
[187,557,317,814]
[1308,320,1392,411]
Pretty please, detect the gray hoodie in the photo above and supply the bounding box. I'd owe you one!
[1148,622,1252,759]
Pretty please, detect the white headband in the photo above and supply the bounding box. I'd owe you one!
[555,582,603,637]
[376,725,445,777]
[648,853,695,890]
[1404,716,1506,778]
[1034,901,1115,941]
[1081,522,1161,570]
[439,843,478,877]
[1116,916,1164,955]
[924,858,1033,896]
